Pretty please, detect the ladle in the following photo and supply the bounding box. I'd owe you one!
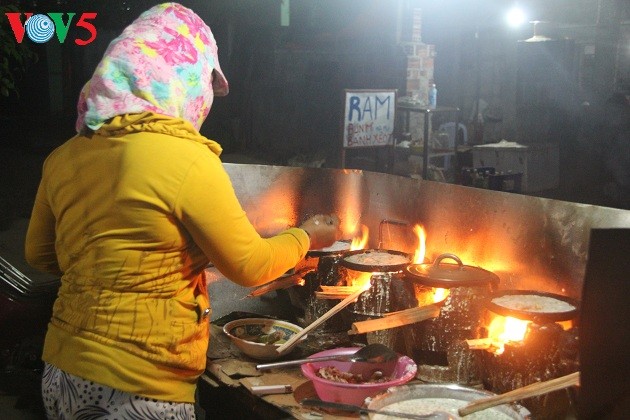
[256,343,397,370]
[301,398,455,420]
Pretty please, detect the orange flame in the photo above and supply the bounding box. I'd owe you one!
[487,315,530,354]
[433,288,448,303]
[336,172,363,236]
[413,224,427,264]
[349,272,373,290]
[557,320,573,330]
[351,225,369,250]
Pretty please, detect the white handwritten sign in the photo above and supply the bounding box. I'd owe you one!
[343,89,396,148]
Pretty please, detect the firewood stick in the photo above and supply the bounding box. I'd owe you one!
[458,371,580,417]
[315,293,350,300]
[383,303,441,320]
[319,285,357,293]
[348,304,441,335]
[465,338,494,350]
[275,286,368,354]
[315,285,357,299]
[246,276,305,298]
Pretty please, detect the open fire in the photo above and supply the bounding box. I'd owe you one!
[473,314,575,355]
[412,224,427,264]
[485,315,530,355]
[211,163,628,420]
[276,201,579,413]
[411,225,450,305]
[467,291,581,418]
[316,222,429,297]
[350,224,369,251]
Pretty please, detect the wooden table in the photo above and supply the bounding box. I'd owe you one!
[201,324,361,419]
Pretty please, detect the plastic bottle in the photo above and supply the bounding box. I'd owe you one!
[428,83,437,109]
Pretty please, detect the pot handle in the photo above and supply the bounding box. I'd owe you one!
[432,253,463,269]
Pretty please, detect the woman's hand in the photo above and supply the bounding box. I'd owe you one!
[299,214,341,250]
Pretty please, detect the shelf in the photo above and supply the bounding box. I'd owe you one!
[394,147,455,158]
[394,104,461,180]
[396,103,460,113]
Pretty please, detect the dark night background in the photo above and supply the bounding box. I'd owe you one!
[0,2,629,418]
[1,0,629,232]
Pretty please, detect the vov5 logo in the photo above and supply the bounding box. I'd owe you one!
[5,12,97,45]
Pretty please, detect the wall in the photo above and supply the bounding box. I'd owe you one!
[207,163,630,320]
[2,0,629,210]
[432,0,629,142]
[427,0,630,208]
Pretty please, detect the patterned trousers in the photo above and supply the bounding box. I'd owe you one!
[42,362,196,419]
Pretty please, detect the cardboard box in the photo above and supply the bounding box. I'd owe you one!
[472,141,559,192]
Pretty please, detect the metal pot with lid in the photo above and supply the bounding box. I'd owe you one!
[401,253,501,385]
[405,253,500,290]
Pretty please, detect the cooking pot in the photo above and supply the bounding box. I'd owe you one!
[404,253,499,289]
[400,253,500,384]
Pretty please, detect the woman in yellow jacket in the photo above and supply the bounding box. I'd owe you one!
[25,3,340,418]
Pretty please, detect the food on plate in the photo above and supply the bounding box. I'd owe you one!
[316,366,392,384]
[255,330,285,344]
[232,325,290,344]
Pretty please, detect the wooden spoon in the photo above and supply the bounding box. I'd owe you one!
[458,371,580,417]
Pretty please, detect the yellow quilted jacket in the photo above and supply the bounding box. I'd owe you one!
[25,113,309,402]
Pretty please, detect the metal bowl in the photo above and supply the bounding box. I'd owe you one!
[366,383,531,419]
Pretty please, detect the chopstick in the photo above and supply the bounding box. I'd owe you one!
[458,371,580,417]
[275,286,367,354]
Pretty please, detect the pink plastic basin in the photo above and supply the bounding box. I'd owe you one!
[301,347,417,406]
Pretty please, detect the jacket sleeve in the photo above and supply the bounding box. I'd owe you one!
[25,179,63,276]
[173,153,309,287]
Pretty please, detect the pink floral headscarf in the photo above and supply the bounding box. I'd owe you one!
[76,2,228,132]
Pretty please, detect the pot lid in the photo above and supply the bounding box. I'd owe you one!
[405,253,500,288]
[483,289,580,323]
[340,249,411,273]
